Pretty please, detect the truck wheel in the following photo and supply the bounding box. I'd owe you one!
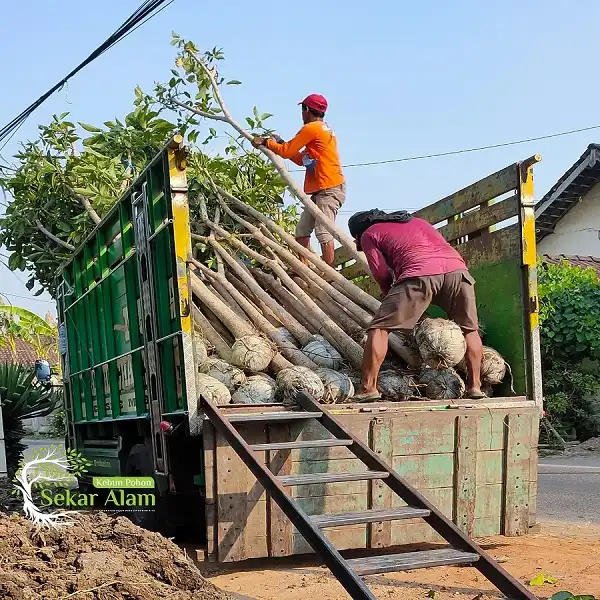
[124,443,160,531]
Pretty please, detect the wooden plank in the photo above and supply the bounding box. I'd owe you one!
[347,549,478,576]
[280,471,388,486]
[293,525,367,554]
[503,413,532,536]
[414,163,519,225]
[369,417,393,549]
[293,480,370,499]
[528,412,540,528]
[312,506,429,528]
[454,224,521,269]
[392,486,454,515]
[477,412,508,451]
[437,196,519,243]
[474,484,504,521]
[216,423,268,562]
[392,453,455,488]
[476,450,504,485]
[296,493,368,516]
[473,516,504,537]
[391,520,444,545]
[455,415,478,536]
[203,422,217,561]
[290,457,365,475]
[267,422,293,557]
[391,414,456,455]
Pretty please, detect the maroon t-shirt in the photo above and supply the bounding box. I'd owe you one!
[360,218,467,295]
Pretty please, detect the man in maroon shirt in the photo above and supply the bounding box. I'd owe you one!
[348,209,484,401]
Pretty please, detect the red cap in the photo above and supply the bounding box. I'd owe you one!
[299,94,328,113]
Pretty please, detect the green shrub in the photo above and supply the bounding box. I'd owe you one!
[539,261,600,440]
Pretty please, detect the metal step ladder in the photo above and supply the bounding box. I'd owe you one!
[201,391,536,600]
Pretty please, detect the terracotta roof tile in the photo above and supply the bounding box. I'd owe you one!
[0,338,59,366]
[541,254,600,276]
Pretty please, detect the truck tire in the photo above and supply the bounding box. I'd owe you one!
[124,443,160,531]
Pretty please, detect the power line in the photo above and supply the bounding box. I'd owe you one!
[0,0,175,151]
[290,123,600,172]
[0,291,54,304]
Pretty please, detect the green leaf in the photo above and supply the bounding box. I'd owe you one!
[549,594,575,600]
[79,122,103,133]
[427,591,436,599]
[227,80,242,85]
[529,573,546,586]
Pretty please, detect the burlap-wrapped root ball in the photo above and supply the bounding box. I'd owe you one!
[456,346,507,386]
[232,375,277,404]
[196,373,231,406]
[231,335,277,372]
[414,318,466,368]
[302,337,344,370]
[276,366,325,405]
[199,358,246,393]
[315,368,354,404]
[480,346,508,385]
[193,331,209,367]
[419,367,465,400]
[378,369,418,399]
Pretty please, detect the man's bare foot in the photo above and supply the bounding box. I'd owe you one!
[466,388,487,400]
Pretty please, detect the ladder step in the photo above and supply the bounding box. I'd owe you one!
[311,506,430,528]
[251,439,353,451]
[347,548,479,576]
[279,471,389,486]
[227,411,322,423]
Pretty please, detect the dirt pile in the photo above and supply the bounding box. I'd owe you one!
[0,511,232,600]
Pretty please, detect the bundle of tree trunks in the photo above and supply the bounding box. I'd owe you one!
[189,189,511,405]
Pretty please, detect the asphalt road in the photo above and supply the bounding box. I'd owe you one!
[538,454,600,523]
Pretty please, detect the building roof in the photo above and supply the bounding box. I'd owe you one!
[0,338,58,366]
[541,254,600,276]
[535,144,600,241]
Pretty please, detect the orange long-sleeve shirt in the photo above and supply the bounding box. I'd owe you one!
[266,121,345,195]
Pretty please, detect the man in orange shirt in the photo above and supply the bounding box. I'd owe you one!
[252,94,345,266]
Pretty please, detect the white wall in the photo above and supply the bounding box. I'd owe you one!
[538,181,600,256]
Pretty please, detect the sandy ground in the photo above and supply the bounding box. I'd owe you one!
[199,521,600,600]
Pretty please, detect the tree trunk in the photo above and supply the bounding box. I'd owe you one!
[205,222,364,369]
[191,259,314,370]
[214,198,377,329]
[190,273,256,339]
[252,270,321,335]
[209,240,315,347]
[191,304,233,362]
[214,187,378,311]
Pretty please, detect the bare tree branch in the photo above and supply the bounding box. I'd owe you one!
[65,186,101,225]
[35,220,75,251]
[169,97,228,122]
[175,48,368,269]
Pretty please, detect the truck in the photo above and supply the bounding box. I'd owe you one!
[57,136,543,561]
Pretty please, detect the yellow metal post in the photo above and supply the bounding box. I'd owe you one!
[167,135,200,433]
[518,154,543,410]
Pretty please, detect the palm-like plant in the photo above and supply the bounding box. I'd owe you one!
[0,363,61,476]
[0,301,58,362]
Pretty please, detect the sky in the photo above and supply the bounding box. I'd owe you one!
[2,0,600,316]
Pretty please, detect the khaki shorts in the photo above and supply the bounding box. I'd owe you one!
[295,183,346,244]
[368,270,479,333]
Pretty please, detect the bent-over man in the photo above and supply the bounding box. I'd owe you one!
[347,209,484,401]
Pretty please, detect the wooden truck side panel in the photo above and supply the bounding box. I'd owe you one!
[206,405,539,562]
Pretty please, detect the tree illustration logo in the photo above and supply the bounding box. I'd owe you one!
[12,445,91,528]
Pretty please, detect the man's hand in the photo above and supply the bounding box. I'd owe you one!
[252,137,266,148]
